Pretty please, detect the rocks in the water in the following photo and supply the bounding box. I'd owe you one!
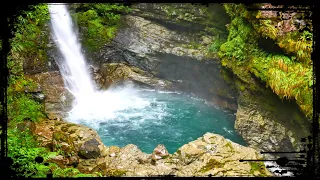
[99,63,172,90]
[151,144,169,161]
[79,139,101,159]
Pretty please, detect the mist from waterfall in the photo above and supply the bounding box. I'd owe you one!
[48,4,152,122]
[48,4,96,98]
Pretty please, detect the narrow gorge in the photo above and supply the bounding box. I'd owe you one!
[5,3,313,178]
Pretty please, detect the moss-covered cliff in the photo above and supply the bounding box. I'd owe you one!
[211,3,313,118]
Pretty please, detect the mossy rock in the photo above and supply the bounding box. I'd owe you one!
[61,125,69,132]
[199,158,224,172]
[78,139,101,159]
[249,161,268,177]
[225,141,234,152]
[52,131,76,155]
[106,169,127,177]
[90,162,107,175]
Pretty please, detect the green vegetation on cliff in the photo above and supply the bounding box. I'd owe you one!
[9,4,50,75]
[210,4,313,118]
[69,3,131,52]
[6,4,104,178]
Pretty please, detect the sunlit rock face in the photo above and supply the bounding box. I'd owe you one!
[31,120,272,177]
[26,71,74,119]
[97,63,173,90]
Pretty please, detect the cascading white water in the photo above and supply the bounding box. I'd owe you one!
[48,4,96,98]
[48,4,152,123]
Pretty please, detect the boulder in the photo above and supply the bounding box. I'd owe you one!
[79,139,101,159]
[172,133,273,177]
[32,119,108,165]
[151,144,169,161]
[99,63,172,90]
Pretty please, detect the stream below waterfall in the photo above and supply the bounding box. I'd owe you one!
[67,83,246,153]
[49,4,246,154]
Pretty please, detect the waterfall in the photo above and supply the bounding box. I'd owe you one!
[47,4,150,123]
[48,4,96,99]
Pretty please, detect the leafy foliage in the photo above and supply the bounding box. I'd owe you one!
[208,36,224,53]
[240,5,313,65]
[218,4,313,118]
[8,128,51,178]
[9,4,50,76]
[70,3,131,52]
[218,17,257,62]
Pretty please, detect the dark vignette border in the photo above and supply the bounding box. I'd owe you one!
[0,0,319,179]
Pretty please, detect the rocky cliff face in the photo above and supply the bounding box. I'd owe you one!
[88,4,238,112]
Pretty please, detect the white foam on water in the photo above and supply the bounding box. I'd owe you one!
[264,161,295,177]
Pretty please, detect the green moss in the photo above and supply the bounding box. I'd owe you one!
[199,159,224,172]
[176,149,182,155]
[61,126,69,132]
[7,78,45,124]
[53,132,66,141]
[9,4,50,75]
[216,3,313,118]
[225,141,234,151]
[249,161,268,176]
[69,4,131,53]
[106,169,127,177]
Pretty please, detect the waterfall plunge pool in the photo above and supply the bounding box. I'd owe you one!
[66,83,246,154]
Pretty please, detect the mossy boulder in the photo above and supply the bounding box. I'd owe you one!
[32,119,108,168]
[52,131,76,155]
[79,139,101,159]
